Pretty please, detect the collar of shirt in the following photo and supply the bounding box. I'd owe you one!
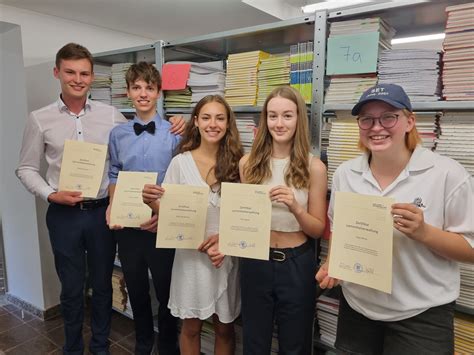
[57,96,92,116]
[132,113,163,129]
[348,146,436,193]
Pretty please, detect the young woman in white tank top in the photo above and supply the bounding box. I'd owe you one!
[239,86,328,354]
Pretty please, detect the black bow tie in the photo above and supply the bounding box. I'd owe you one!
[133,121,155,136]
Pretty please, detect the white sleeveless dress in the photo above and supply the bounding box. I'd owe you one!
[164,151,241,322]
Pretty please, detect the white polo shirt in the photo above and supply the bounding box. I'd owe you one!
[329,146,474,321]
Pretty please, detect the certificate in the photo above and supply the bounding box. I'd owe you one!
[156,184,209,249]
[110,171,158,228]
[58,140,107,198]
[328,191,395,293]
[219,183,271,260]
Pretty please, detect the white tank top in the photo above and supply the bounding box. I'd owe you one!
[266,156,310,232]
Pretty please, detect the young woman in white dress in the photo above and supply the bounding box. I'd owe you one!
[142,95,243,355]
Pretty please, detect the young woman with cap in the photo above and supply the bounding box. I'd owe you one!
[239,86,327,354]
[316,83,474,354]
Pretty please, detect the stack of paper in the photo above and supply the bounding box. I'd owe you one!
[458,262,474,309]
[454,312,474,354]
[187,61,225,105]
[320,119,332,164]
[442,3,474,101]
[111,269,128,313]
[111,63,133,108]
[327,111,360,185]
[164,87,192,108]
[90,64,111,104]
[316,294,340,347]
[236,117,257,153]
[225,50,270,106]
[415,112,441,151]
[290,41,313,104]
[435,111,474,176]
[318,238,329,266]
[325,76,378,105]
[257,54,290,106]
[378,49,442,102]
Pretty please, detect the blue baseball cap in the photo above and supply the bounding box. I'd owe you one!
[351,83,412,116]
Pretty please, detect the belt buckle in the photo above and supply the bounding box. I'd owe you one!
[271,250,286,262]
[78,201,87,210]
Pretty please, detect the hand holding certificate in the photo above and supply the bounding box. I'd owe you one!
[58,140,107,198]
[219,183,271,260]
[109,171,158,228]
[328,191,395,293]
[156,184,209,249]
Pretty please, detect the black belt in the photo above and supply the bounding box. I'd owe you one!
[75,197,109,210]
[269,240,312,262]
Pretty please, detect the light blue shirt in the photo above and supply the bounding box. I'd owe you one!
[108,114,181,185]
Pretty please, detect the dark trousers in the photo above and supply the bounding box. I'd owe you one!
[46,203,115,355]
[115,228,179,355]
[335,293,455,355]
[240,245,316,355]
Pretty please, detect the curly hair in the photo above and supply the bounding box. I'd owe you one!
[178,95,243,183]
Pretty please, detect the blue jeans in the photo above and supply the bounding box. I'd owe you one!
[46,203,115,355]
[335,292,455,355]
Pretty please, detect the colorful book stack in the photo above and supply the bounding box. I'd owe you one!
[442,3,474,101]
[435,111,474,176]
[90,64,111,104]
[111,269,129,314]
[290,41,313,104]
[415,112,441,151]
[326,111,360,186]
[225,50,270,106]
[378,49,442,102]
[458,262,474,311]
[454,312,474,354]
[111,63,133,109]
[236,117,257,153]
[164,87,192,108]
[325,17,395,105]
[257,53,290,106]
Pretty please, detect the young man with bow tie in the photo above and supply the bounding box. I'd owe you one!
[106,61,181,355]
[16,44,183,355]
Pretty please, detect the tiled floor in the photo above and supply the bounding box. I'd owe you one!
[0,296,136,354]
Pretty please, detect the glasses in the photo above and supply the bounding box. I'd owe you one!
[357,113,399,130]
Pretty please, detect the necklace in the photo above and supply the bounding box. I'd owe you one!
[209,182,221,194]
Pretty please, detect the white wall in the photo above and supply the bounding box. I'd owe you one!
[0,4,153,67]
[0,22,55,310]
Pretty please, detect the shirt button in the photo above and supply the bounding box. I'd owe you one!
[76,116,79,119]
[78,132,82,135]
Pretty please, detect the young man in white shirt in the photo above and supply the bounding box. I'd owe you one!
[16,43,184,355]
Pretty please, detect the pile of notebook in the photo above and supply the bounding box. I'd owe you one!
[90,64,111,104]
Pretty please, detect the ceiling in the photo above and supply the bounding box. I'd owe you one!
[0,0,287,40]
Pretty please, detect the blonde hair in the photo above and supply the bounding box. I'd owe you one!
[243,86,310,189]
[358,109,421,153]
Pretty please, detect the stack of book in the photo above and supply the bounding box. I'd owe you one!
[257,54,290,106]
[111,63,133,109]
[458,262,474,310]
[415,112,441,151]
[111,269,129,314]
[454,312,474,354]
[290,41,313,104]
[236,117,257,153]
[225,50,270,106]
[315,294,340,347]
[378,49,442,102]
[442,2,474,101]
[320,119,332,164]
[187,61,225,105]
[325,17,395,105]
[326,111,360,185]
[90,64,111,104]
[435,111,474,176]
[164,87,192,108]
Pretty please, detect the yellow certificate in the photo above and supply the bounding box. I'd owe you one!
[328,191,395,293]
[219,183,271,260]
[110,171,158,228]
[156,184,209,249]
[58,140,107,198]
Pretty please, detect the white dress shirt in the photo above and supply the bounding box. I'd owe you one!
[16,97,127,201]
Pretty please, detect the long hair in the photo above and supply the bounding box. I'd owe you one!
[243,86,310,189]
[178,95,243,183]
[358,109,422,153]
